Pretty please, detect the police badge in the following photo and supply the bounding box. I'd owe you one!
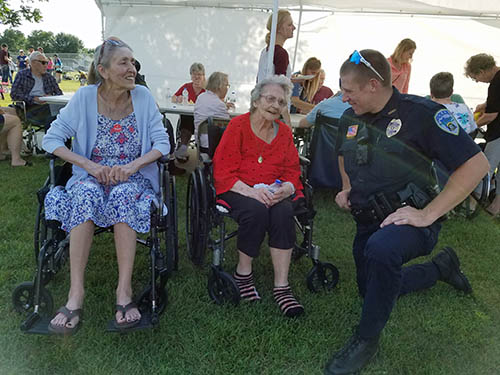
[386,118,402,138]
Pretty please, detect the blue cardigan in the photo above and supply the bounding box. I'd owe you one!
[43,84,170,193]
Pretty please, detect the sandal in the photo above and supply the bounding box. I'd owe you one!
[48,306,83,335]
[113,302,141,330]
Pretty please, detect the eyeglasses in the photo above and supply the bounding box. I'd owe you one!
[349,50,384,81]
[261,95,287,108]
[33,60,48,65]
[97,39,123,65]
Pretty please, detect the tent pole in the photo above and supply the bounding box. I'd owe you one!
[266,0,279,78]
[292,2,303,72]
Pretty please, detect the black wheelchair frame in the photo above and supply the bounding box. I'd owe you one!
[10,100,49,155]
[185,117,339,306]
[12,151,178,334]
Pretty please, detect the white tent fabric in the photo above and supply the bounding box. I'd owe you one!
[95,1,500,109]
[96,1,499,18]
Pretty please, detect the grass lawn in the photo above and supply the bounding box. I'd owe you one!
[1,155,500,374]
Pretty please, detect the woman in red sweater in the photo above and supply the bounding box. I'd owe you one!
[213,75,304,318]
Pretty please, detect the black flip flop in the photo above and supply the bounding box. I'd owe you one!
[47,306,83,335]
[113,302,141,330]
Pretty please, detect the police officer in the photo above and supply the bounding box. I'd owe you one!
[324,49,489,375]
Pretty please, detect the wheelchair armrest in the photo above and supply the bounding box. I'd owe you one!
[45,153,58,160]
[158,155,170,164]
[299,155,310,166]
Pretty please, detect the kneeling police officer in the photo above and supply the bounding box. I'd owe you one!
[324,49,490,375]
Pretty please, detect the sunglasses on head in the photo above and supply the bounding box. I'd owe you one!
[349,50,384,81]
[97,39,123,65]
[34,60,48,65]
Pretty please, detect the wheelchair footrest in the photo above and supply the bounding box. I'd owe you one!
[106,312,155,333]
[22,316,53,335]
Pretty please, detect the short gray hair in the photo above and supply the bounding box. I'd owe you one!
[206,72,228,92]
[92,38,133,83]
[190,62,205,75]
[250,75,292,113]
[28,51,47,63]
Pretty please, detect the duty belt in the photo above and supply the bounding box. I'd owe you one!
[351,183,432,225]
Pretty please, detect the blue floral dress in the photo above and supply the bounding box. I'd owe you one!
[45,112,155,233]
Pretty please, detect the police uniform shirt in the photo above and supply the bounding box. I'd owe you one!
[338,88,481,208]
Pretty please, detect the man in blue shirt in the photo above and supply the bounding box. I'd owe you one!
[16,50,28,70]
[298,93,350,128]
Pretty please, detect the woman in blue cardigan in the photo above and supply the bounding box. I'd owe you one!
[42,38,169,334]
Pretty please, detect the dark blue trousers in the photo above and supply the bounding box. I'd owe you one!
[353,222,441,338]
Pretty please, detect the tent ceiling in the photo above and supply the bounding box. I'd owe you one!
[96,0,500,18]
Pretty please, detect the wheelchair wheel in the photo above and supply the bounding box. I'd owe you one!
[186,171,200,263]
[169,174,179,271]
[306,263,339,293]
[195,167,209,262]
[162,172,178,276]
[136,284,168,316]
[12,281,54,317]
[207,270,240,305]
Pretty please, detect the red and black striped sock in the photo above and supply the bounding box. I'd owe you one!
[273,285,304,318]
[233,271,261,302]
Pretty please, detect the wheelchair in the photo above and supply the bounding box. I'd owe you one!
[12,151,179,334]
[9,100,50,155]
[185,117,340,306]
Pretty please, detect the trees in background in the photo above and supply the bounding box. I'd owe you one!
[0,29,86,53]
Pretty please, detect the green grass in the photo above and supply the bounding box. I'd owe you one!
[1,159,500,375]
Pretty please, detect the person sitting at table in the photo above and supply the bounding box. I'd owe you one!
[193,71,232,154]
[298,91,350,129]
[172,62,206,161]
[43,37,170,334]
[9,51,63,130]
[429,72,477,135]
[0,109,30,166]
[213,75,304,318]
[290,57,322,114]
[312,69,334,104]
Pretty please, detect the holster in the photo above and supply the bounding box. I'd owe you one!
[351,182,432,225]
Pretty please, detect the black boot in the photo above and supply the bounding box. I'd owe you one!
[432,247,472,293]
[324,332,379,375]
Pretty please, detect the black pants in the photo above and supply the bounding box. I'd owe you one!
[219,191,296,257]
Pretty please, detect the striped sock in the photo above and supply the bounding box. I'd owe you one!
[273,285,304,318]
[233,271,261,302]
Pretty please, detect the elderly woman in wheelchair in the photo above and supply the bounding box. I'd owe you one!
[212,75,305,318]
[41,38,170,334]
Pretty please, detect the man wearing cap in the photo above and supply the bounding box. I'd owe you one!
[10,51,62,129]
[17,50,28,71]
[323,49,489,374]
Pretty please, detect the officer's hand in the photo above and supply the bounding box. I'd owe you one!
[380,205,434,228]
[335,189,351,210]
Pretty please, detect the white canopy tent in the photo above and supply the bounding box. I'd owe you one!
[94,0,500,108]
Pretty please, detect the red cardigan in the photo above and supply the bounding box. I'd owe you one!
[213,112,303,195]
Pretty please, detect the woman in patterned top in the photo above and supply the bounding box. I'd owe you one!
[43,37,169,334]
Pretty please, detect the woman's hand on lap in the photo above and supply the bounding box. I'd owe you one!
[86,161,112,185]
[269,184,294,206]
[250,187,274,207]
[109,163,138,184]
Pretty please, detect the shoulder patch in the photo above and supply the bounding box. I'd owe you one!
[346,125,358,138]
[434,109,459,135]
